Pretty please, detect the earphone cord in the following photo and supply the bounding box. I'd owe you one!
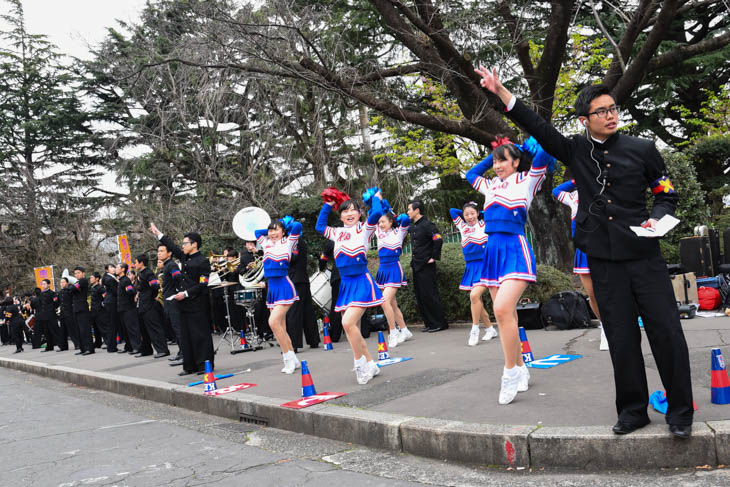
[586,126,606,195]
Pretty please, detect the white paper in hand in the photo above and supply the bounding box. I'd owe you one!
[630,215,680,238]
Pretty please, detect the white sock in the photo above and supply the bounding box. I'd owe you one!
[284,350,295,360]
[471,324,480,331]
[503,366,519,377]
[400,325,408,330]
[368,359,377,368]
[354,355,366,367]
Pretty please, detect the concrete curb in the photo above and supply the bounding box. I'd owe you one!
[1,356,723,470]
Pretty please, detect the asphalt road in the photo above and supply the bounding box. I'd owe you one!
[1,367,728,487]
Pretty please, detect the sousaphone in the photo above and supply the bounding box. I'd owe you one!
[232,207,270,288]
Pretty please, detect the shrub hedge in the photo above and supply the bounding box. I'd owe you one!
[366,242,575,323]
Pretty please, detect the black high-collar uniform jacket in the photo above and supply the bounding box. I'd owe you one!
[508,98,677,261]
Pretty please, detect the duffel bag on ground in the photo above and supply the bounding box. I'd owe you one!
[541,291,594,330]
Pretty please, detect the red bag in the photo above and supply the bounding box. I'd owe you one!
[698,286,722,310]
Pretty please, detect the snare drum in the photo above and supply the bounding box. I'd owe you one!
[234,288,261,305]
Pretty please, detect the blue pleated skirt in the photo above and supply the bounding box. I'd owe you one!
[266,276,299,308]
[480,233,537,287]
[335,273,384,312]
[460,260,485,291]
[573,249,590,275]
[375,261,407,289]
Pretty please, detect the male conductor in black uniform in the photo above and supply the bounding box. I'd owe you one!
[407,200,448,332]
[134,254,170,358]
[477,68,693,438]
[150,222,214,376]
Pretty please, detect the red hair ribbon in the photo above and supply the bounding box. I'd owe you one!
[490,136,512,150]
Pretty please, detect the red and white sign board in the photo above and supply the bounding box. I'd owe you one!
[280,392,347,409]
[203,383,257,396]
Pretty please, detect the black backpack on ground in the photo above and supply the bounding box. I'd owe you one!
[541,291,594,330]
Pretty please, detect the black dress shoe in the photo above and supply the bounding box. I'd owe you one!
[42,348,54,352]
[169,359,184,367]
[135,352,152,358]
[13,349,22,354]
[57,348,68,352]
[168,353,182,361]
[154,352,170,359]
[129,349,140,354]
[81,351,93,356]
[421,327,433,333]
[612,418,650,435]
[74,351,83,355]
[428,326,449,333]
[669,424,691,439]
[117,349,128,353]
[178,370,194,376]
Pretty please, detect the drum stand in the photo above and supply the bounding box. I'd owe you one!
[214,291,240,354]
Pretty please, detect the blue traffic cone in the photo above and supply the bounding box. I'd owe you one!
[711,348,730,405]
[322,316,333,351]
[518,327,534,364]
[300,360,317,398]
[377,331,390,360]
[203,360,217,393]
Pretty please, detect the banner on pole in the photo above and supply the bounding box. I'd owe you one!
[117,234,132,266]
[33,266,55,290]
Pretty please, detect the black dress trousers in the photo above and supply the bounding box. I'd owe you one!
[588,252,694,426]
[412,263,447,330]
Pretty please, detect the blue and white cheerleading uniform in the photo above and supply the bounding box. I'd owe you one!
[465,141,551,286]
[375,216,410,289]
[255,222,302,308]
[316,199,385,312]
[449,209,488,290]
[552,179,590,275]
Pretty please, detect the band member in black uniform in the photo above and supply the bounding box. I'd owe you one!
[116,262,142,354]
[70,267,94,355]
[150,222,215,376]
[58,278,75,349]
[134,254,170,358]
[2,297,25,353]
[286,239,320,350]
[89,273,108,349]
[318,240,342,342]
[477,68,694,438]
[407,200,447,332]
[158,243,184,365]
[36,279,64,351]
[28,288,45,350]
[239,240,271,338]
[102,264,119,352]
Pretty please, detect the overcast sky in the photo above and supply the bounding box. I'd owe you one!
[10,0,148,59]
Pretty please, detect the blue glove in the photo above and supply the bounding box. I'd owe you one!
[279,215,294,233]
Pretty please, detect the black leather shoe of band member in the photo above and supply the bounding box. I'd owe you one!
[168,353,182,361]
[428,325,449,333]
[154,352,170,359]
[74,351,83,355]
[168,359,184,367]
[81,351,94,356]
[612,418,650,435]
[177,370,194,376]
[420,327,433,333]
[668,424,692,439]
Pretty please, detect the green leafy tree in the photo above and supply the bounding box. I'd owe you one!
[0,0,109,289]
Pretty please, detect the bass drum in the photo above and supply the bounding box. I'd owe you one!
[232,207,271,242]
[309,270,332,311]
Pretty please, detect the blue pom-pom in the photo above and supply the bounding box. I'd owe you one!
[395,213,407,226]
[279,215,294,232]
[521,136,540,157]
[362,186,380,208]
[380,198,392,215]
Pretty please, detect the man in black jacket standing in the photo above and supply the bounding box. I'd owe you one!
[150,223,214,376]
[58,278,75,350]
[407,200,448,332]
[89,273,108,350]
[158,242,184,364]
[476,67,693,438]
[102,264,119,353]
[35,279,64,351]
[116,262,142,354]
[134,254,170,358]
[71,267,94,355]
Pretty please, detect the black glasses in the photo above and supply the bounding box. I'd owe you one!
[587,106,619,118]
[181,240,191,247]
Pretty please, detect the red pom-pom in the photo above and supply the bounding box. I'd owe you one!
[490,136,513,150]
[321,187,351,210]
